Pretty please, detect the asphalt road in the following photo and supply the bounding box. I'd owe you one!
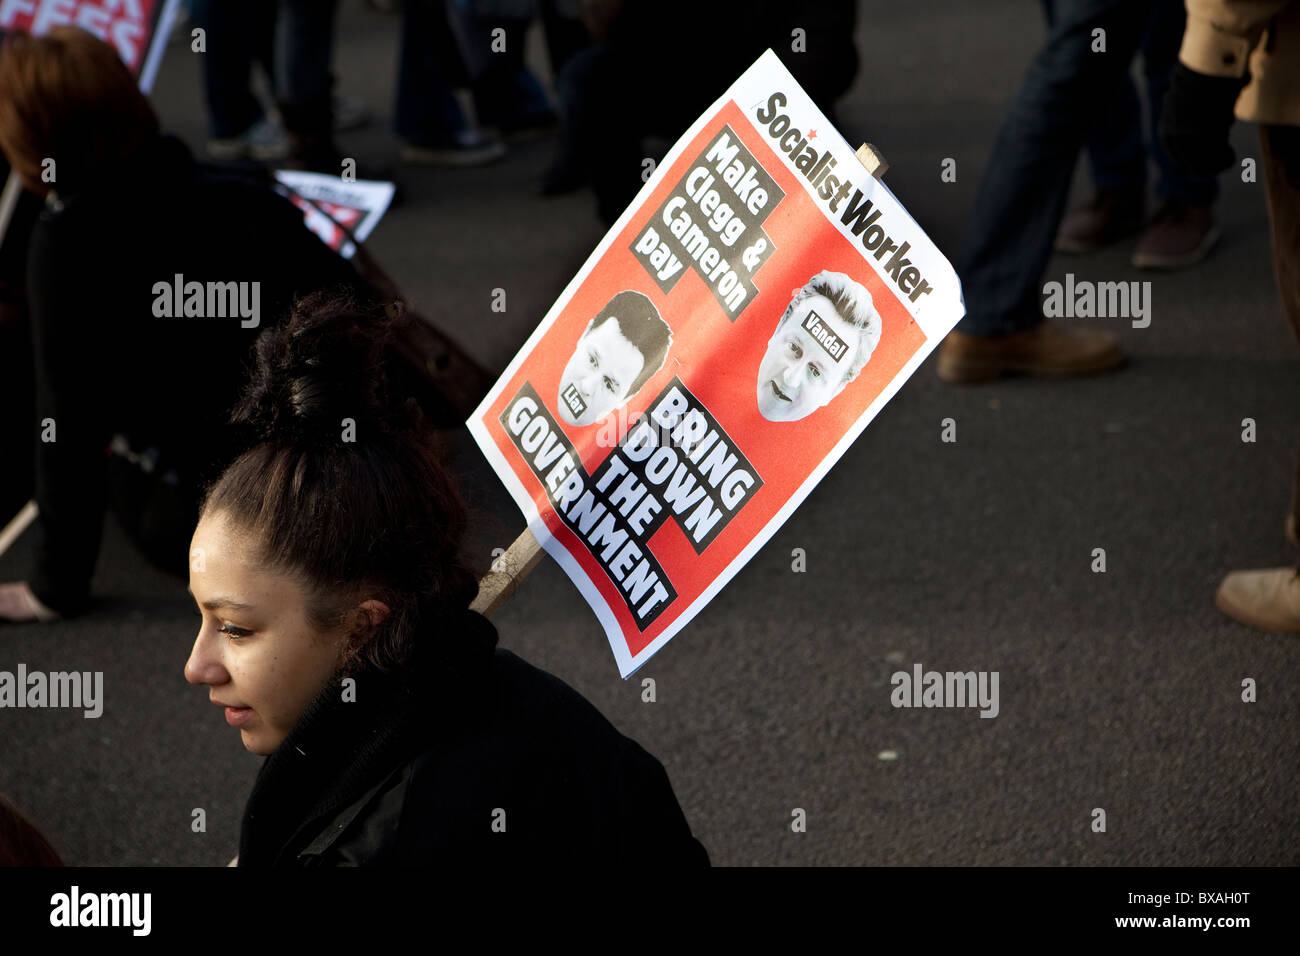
[1,0,1297,866]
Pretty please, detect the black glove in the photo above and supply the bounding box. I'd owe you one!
[1160,63,1249,176]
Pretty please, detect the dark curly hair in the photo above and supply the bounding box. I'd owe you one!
[200,291,478,676]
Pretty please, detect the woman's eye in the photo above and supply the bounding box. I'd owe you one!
[604,376,616,394]
[588,352,598,367]
[810,365,821,379]
[219,622,252,638]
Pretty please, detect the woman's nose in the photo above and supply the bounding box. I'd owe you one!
[184,628,226,686]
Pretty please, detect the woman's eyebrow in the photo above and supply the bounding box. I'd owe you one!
[202,598,255,612]
[186,585,254,612]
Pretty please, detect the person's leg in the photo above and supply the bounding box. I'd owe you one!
[1045,0,1147,197]
[1050,0,1147,253]
[1270,123,1300,550]
[1126,0,1222,268]
[564,45,644,224]
[190,0,272,140]
[1143,0,1217,206]
[395,0,468,143]
[537,0,591,77]
[1260,126,1300,343]
[105,450,197,580]
[543,39,600,194]
[276,0,341,166]
[1214,124,1300,631]
[467,18,555,134]
[0,313,35,526]
[953,0,1151,336]
[0,184,41,525]
[394,0,503,163]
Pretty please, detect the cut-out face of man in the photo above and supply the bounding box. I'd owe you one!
[557,316,647,426]
[557,291,672,427]
[756,293,863,422]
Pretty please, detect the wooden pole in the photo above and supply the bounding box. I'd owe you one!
[469,528,544,618]
[0,171,26,250]
[0,500,38,561]
[468,141,890,617]
[855,143,889,180]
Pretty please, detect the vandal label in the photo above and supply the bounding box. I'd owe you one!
[801,309,848,361]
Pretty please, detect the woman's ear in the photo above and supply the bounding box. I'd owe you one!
[358,599,391,630]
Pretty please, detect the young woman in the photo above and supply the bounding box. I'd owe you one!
[183,292,709,867]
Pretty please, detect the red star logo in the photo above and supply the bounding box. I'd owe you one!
[808,129,818,139]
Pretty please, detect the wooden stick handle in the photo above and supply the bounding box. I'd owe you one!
[470,527,544,618]
[0,500,38,561]
[0,171,24,250]
[855,143,889,180]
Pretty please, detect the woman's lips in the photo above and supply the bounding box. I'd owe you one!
[770,380,791,402]
[224,706,253,727]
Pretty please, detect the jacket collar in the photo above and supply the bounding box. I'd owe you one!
[238,607,499,867]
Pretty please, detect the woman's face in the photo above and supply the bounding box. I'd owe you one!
[183,511,345,756]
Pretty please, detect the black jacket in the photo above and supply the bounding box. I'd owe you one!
[237,609,710,867]
[24,133,362,614]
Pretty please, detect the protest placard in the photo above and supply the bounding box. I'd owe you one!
[0,0,181,92]
[273,171,396,261]
[468,49,966,677]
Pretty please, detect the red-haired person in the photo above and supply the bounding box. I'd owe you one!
[0,27,363,624]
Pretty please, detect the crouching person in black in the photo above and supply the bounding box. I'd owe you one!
[0,26,365,623]
[183,293,709,867]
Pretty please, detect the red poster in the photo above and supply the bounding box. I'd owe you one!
[469,50,965,676]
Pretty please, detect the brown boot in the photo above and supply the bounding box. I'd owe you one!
[1130,199,1220,270]
[1215,567,1300,633]
[1054,188,1146,254]
[936,321,1125,384]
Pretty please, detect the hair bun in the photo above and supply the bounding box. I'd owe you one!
[231,290,412,447]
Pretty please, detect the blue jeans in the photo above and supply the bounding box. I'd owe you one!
[1043,0,1217,205]
[276,0,339,134]
[192,0,337,138]
[394,0,474,146]
[191,0,276,139]
[957,0,1171,335]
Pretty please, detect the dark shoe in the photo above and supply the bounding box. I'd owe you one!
[1054,188,1145,254]
[936,320,1125,384]
[540,155,588,195]
[333,95,372,133]
[489,109,560,144]
[207,116,291,162]
[1130,199,1220,269]
[281,133,346,174]
[399,131,506,167]
[1215,567,1300,633]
